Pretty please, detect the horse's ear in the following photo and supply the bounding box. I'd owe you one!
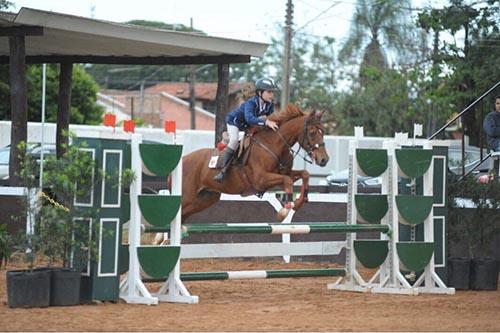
[318,109,326,119]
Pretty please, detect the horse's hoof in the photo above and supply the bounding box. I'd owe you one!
[278,207,290,221]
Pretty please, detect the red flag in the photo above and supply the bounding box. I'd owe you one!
[164,120,176,133]
[103,113,116,127]
[123,119,135,133]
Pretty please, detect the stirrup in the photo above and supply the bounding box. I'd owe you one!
[213,171,225,183]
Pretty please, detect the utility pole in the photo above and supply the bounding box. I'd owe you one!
[189,18,196,129]
[280,0,293,109]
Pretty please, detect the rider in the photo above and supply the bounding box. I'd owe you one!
[213,77,280,183]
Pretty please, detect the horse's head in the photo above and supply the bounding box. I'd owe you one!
[300,109,329,167]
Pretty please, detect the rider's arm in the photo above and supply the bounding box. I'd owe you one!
[243,99,266,126]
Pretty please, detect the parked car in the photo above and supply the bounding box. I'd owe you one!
[447,144,492,176]
[0,143,56,180]
[324,169,382,188]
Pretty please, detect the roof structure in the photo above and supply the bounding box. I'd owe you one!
[0,7,268,64]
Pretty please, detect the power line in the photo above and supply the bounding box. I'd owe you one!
[295,1,341,33]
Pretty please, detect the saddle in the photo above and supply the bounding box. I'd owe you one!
[209,130,255,169]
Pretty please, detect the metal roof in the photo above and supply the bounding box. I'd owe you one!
[0,7,268,64]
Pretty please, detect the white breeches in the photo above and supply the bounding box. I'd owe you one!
[227,124,240,150]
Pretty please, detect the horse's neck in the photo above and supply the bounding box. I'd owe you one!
[278,116,304,146]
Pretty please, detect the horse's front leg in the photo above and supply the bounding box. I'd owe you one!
[255,172,295,221]
[287,169,310,210]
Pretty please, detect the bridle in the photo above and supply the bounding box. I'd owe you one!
[250,115,325,170]
[298,117,326,163]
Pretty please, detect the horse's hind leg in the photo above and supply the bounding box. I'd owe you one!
[182,189,221,221]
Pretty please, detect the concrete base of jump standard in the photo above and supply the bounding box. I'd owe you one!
[143,268,346,282]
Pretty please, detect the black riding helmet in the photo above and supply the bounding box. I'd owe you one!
[255,78,279,94]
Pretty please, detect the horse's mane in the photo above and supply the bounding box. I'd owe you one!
[267,103,305,123]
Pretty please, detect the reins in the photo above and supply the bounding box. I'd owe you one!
[249,115,325,170]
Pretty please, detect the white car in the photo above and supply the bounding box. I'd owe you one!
[0,143,56,180]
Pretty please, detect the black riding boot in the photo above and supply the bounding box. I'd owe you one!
[214,148,235,183]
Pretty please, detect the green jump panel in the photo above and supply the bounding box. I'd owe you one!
[354,240,389,268]
[355,194,388,223]
[138,195,181,228]
[119,244,129,275]
[396,242,434,272]
[139,144,182,176]
[137,246,180,279]
[121,193,130,225]
[395,195,433,226]
[395,148,432,178]
[356,149,388,177]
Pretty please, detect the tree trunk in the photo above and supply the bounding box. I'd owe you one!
[8,36,27,186]
[56,63,73,159]
[215,63,229,145]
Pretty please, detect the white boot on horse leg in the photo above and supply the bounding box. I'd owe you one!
[277,202,294,221]
[152,232,168,245]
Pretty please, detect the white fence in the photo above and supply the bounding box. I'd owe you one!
[0,121,451,185]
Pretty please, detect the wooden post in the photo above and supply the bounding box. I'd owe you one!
[215,64,229,145]
[56,62,73,159]
[8,36,28,186]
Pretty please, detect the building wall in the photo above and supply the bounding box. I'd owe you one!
[159,96,215,130]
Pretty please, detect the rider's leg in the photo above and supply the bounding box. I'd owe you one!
[214,124,238,182]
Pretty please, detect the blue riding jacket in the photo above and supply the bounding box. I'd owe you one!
[226,95,275,130]
[483,111,500,151]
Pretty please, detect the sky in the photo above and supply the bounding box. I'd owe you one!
[9,0,384,44]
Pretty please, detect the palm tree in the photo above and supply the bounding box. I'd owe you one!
[339,0,412,71]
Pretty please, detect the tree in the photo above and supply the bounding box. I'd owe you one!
[418,0,500,144]
[0,64,104,125]
[0,0,12,9]
[230,30,338,128]
[339,0,413,73]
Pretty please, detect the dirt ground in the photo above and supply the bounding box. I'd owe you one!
[1,258,499,332]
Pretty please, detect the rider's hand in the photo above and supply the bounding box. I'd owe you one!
[265,119,279,131]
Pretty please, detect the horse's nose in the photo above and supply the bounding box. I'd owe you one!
[318,156,328,167]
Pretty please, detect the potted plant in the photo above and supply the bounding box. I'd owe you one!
[448,173,499,290]
[37,132,134,305]
[6,142,52,308]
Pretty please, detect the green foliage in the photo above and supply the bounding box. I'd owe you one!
[334,68,425,136]
[338,0,413,70]
[417,1,500,143]
[0,223,12,268]
[448,174,500,257]
[0,0,12,9]
[11,134,135,269]
[0,64,104,125]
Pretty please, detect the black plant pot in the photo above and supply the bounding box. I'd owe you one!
[50,268,81,306]
[447,257,471,290]
[6,269,51,308]
[470,257,499,291]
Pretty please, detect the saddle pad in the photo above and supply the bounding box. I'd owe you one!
[208,149,223,169]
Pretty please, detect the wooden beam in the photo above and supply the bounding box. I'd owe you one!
[8,36,28,186]
[215,63,230,145]
[56,63,73,159]
[0,26,44,36]
[0,54,251,65]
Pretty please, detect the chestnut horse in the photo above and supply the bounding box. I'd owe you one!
[180,103,329,222]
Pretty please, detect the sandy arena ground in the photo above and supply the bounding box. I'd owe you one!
[1,258,499,332]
